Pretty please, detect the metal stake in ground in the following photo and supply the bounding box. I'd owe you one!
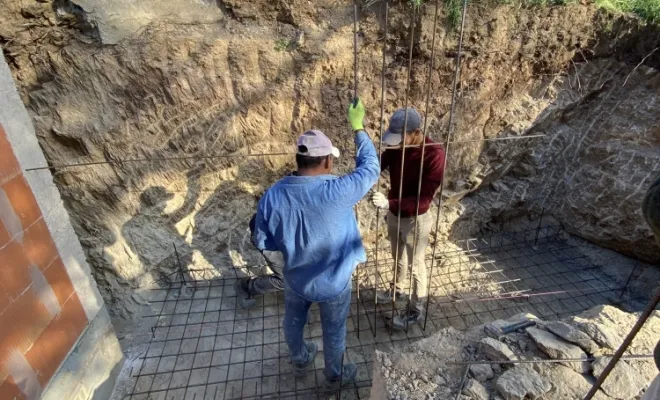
[173,242,186,286]
[353,2,362,340]
[353,3,359,100]
[423,0,469,331]
[584,286,660,400]
[407,0,441,333]
[390,1,416,326]
[372,0,389,338]
[534,207,545,245]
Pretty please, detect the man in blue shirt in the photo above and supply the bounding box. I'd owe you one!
[254,99,379,392]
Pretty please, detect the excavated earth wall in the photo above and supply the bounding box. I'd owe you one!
[1,0,659,332]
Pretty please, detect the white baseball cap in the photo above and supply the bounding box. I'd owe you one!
[296,130,340,158]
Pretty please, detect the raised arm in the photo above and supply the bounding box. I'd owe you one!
[328,130,379,206]
[325,99,379,206]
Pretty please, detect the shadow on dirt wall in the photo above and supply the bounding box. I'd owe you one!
[46,2,660,327]
[65,3,389,324]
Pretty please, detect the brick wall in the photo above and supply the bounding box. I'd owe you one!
[0,125,88,399]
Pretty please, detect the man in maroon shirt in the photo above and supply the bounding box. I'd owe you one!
[371,107,445,330]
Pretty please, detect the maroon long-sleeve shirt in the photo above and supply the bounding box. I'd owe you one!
[380,137,446,218]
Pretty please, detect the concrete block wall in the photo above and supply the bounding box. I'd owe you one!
[0,50,123,399]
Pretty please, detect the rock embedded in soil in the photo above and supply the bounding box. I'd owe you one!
[592,357,647,399]
[525,327,590,373]
[544,320,600,354]
[569,317,623,350]
[469,363,494,382]
[479,338,518,363]
[463,378,489,400]
[492,363,503,374]
[538,364,612,400]
[496,366,552,400]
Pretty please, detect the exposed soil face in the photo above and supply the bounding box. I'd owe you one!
[1,0,659,331]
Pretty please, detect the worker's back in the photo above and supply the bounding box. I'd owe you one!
[254,130,379,302]
[258,175,365,302]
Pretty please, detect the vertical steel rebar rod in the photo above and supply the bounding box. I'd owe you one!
[534,207,545,245]
[405,0,440,332]
[353,4,359,99]
[373,0,389,337]
[390,4,417,323]
[619,259,638,298]
[353,2,361,340]
[173,243,186,286]
[423,0,469,330]
[584,286,660,400]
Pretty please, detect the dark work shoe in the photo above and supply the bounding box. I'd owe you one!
[375,289,407,304]
[292,342,318,377]
[234,278,256,309]
[389,310,423,330]
[323,363,357,395]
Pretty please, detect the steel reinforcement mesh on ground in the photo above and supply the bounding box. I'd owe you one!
[118,225,647,400]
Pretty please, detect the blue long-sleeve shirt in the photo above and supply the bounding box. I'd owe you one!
[254,131,379,301]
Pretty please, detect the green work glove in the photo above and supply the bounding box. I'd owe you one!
[347,97,365,131]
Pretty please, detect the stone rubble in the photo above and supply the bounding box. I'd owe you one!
[544,320,600,354]
[495,366,552,400]
[469,363,494,382]
[525,327,591,373]
[479,337,518,363]
[592,357,647,399]
[462,378,489,400]
[538,364,612,400]
[371,305,659,400]
[568,317,623,350]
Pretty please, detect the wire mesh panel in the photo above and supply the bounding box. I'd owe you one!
[120,226,645,400]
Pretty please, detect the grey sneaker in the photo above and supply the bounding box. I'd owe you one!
[375,289,407,304]
[389,310,423,330]
[292,342,318,377]
[234,278,257,309]
[323,363,357,395]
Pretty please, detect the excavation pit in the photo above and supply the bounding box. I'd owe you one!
[117,226,646,399]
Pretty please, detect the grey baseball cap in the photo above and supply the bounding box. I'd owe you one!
[383,108,422,146]
[296,129,340,158]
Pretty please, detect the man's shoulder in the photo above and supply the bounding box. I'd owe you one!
[425,139,446,158]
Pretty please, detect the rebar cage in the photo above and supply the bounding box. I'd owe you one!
[119,224,646,400]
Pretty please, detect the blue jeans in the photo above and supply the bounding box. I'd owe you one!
[283,280,352,379]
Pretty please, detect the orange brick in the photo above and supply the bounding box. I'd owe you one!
[2,175,41,231]
[0,240,32,300]
[42,258,74,307]
[0,287,54,369]
[0,287,10,316]
[25,293,87,386]
[0,376,26,400]
[22,219,58,272]
[0,125,20,186]
[0,220,9,250]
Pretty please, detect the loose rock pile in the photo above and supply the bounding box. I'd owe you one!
[371,305,659,400]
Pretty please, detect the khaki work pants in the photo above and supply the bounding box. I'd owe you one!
[386,212,432,313]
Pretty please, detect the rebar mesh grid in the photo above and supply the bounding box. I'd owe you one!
[120,226,645,400]
[357,226,643,338]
